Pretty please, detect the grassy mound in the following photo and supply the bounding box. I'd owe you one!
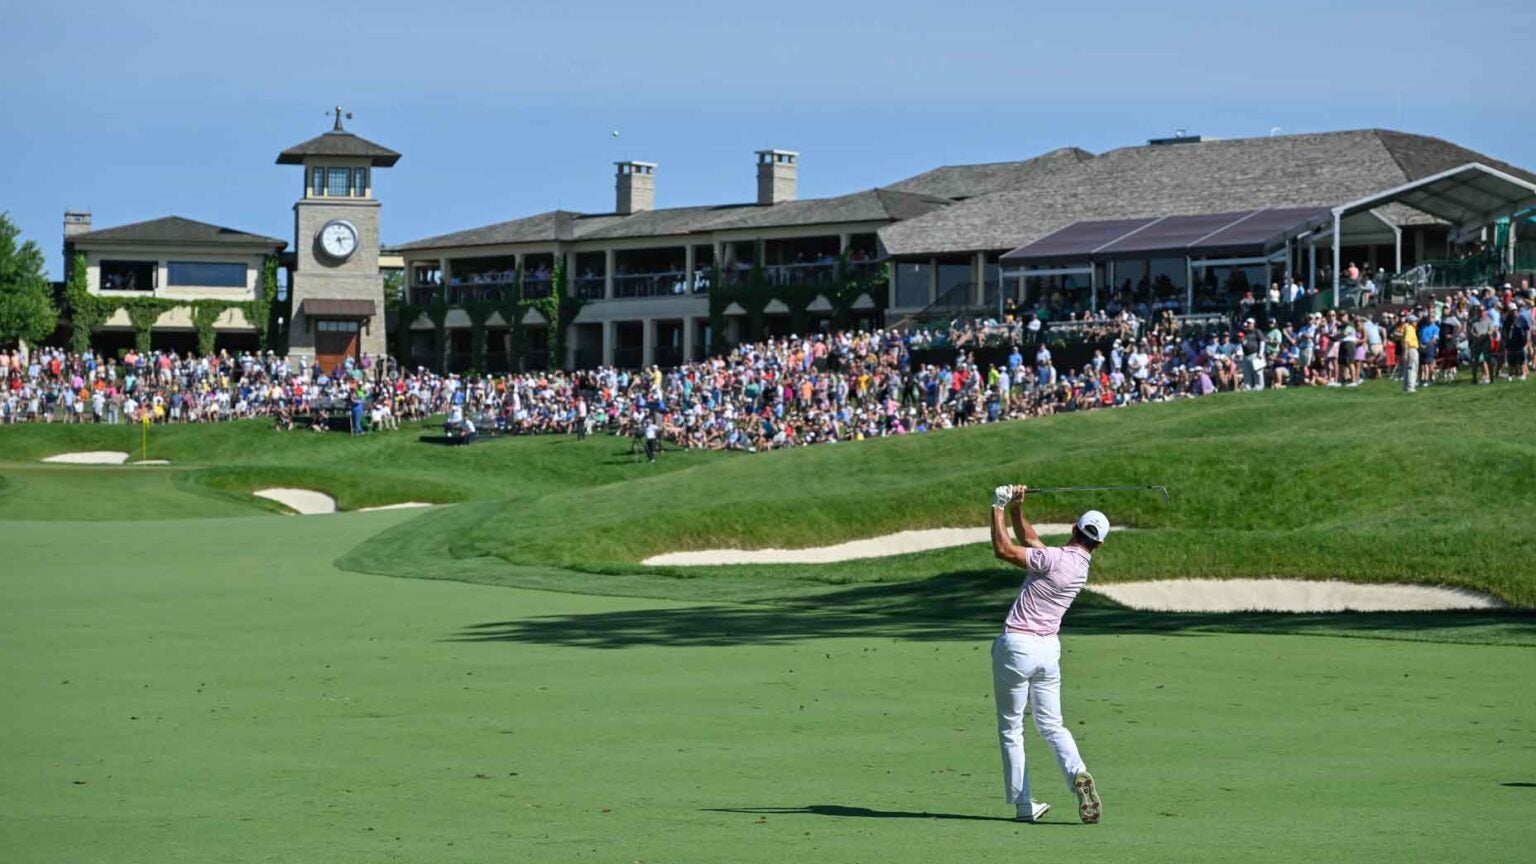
[345,382,1536,605]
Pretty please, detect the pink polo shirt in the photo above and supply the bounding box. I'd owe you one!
[1003,545,1091,636]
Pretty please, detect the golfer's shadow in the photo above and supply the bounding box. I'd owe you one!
[704,805,1071,825]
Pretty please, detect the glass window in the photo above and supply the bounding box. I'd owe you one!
[311,167,324,196]
[894,261,931,308]
[166,261,247,288]
[352,167,367,197]
[328,167,350,197]
[936,263,972,301]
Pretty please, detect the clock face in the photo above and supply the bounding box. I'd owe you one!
[317,220,358,261]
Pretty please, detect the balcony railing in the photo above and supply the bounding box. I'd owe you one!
[613,346,643,368]
[574,277,606,300]
[654,345,683,368]
[521,277,553,299]
[613,271,690,299]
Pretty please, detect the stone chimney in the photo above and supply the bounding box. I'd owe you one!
[756,149,798,205]
[64,210,92,238]
[615,161,656,215]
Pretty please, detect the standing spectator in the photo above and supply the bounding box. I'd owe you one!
[643,413,659,463]
[1395,313,1420,393]
[1470,307,1496,385]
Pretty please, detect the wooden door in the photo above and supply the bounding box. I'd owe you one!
[315,320,360,374]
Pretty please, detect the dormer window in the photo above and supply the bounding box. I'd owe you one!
[310,165,368,197]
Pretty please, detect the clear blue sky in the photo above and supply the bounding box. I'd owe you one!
[4,0,1533,276]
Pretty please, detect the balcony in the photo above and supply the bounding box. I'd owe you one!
[613,271,690,299]
[573,277,606,300]
[521,277,553,300]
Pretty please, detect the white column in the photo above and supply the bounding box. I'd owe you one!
[1332,216,1342,307]
[1508,217,1518,272]
[1308,238,1316,291]
[682,315,696,362]
[1185,258,1194,313]
[684,245,696,294]
[641,318,655,367]
[839,233,850,254]
[604,249,616,299]
[565,251,578,296]
[601,320,616,366]
[974,252,987,307]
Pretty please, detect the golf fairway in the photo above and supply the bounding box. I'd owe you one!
[2,511,1532,863]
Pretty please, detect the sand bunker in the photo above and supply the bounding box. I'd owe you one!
[642,528,1501,612]
[130,459,171,466]
[42,451,129,465]
[356,502,434,512]
[1090,579,1501,612]
[641,525,1079,567]
[253,488,337,515]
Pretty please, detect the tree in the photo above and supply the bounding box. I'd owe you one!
[0,213,59,347]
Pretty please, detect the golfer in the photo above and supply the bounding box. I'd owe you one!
[988,483,1104,824]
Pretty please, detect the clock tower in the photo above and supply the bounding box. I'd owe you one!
[277,109,400,370]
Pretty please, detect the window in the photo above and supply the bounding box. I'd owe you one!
[316,320,361,332]
[328,167,351,197]
[101,260,156,291]
[167,261,247,288]
[352,167,367,196]
[894,261,932,308]
[311,167,325,196]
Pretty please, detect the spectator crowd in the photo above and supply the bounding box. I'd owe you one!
[2,283,1531,454]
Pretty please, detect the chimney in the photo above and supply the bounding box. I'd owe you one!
[64,210,92,238]
[756,149,798,205]
[615,161,656,215]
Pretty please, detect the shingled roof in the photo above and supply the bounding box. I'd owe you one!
[67,216,287,249]
[392,210,623,250]
[879,129,1536,257]
[277,130,401,167]
[882,147,1094,200]
[703,188,952,232]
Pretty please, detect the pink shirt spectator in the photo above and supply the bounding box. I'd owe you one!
[1002,545,1091,636]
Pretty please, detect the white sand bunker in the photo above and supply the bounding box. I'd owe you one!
[253,488,337,515]
[642,525,1079,567]
[130,459,171,466]
[1090,579,1501,612]
[356,502,434,512]
[42,451,129,465]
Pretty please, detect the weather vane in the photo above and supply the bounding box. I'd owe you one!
[327,105,353,131]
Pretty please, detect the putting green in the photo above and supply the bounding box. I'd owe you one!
[2,512,1532,863]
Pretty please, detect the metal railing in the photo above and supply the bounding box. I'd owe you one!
[613,272,690,298]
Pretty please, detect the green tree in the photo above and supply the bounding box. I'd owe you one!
[382,269,404,312]
[0,213,59,346]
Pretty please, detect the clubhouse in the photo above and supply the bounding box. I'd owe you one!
[397,129,1536,371]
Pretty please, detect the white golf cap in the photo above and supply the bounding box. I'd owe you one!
[1076,510,1110,543]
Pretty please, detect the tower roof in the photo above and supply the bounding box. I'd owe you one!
[277,127,400,167]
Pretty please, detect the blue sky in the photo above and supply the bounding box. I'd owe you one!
[4,0,1533,275]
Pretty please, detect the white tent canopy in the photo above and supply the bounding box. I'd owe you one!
[1326,163,1536,299]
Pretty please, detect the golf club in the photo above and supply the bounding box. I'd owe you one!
[1022,484,1170,504]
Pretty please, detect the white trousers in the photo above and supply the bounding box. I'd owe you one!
[990,632,1087,804]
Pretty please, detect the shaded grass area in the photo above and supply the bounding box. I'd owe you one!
[342,505,1536,647]
[3,514,1534,863]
